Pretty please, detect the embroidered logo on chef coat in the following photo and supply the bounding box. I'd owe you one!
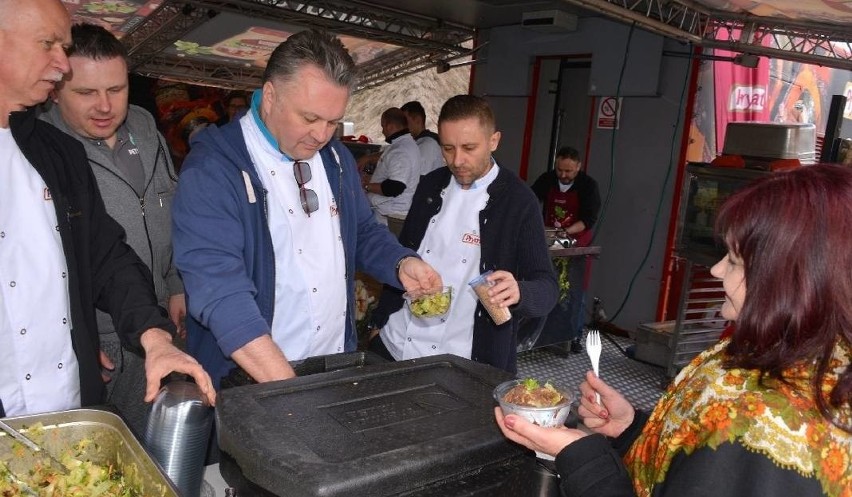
[44,188,52,201]
[461,232,480,246]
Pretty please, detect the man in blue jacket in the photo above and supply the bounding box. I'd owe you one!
[172,29,441,387]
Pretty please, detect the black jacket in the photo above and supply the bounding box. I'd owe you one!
[9,107,175,407]
[371,166,558,372]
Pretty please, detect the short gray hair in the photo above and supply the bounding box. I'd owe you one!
[263,29,358,90]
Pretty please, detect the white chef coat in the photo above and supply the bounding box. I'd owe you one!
[241,113,347,361]
[368,133,420,221]
[381,163,499,360]
[0,127,80,416]
[415,135,445,176]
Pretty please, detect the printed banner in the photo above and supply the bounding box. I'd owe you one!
[713,30,771,153]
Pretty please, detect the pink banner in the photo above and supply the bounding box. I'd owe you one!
[713,31,771,153]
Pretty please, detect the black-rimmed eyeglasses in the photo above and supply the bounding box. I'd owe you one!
[294,161,319,217]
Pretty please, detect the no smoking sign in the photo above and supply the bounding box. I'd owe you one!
[597,97,623,129]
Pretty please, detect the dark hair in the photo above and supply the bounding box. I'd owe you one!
[400,100,426,121]
[716,164,852,428]
[68,23,127,61]
[555,146,580,163]
[226,91,248,106]
[263,29,357,90]
[381,107,407,128]
[438,94,495,131]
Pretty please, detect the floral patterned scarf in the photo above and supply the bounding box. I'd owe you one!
[624,339,852,497]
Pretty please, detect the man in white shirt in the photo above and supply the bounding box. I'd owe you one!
[0,0,215,418]
[368,95,558,373]
[362,107,421,224]
[401,100,445,175]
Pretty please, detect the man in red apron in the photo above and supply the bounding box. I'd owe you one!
[531,147,601,352]
[532,147,601,247]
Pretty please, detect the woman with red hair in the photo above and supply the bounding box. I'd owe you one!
[496,164,852,497]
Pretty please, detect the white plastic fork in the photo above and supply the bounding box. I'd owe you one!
[585,329,602,404]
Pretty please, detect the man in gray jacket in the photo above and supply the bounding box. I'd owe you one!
[40,23,184,435]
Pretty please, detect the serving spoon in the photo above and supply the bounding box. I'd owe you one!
[0,418,66,470]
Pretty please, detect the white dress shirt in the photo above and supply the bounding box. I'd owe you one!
[0,127,80,416]
[368,133,421,221]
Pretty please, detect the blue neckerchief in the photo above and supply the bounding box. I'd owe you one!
[249,89,292,161]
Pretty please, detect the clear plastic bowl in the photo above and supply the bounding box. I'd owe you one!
[404,286,452,318]
[493,379,573,428]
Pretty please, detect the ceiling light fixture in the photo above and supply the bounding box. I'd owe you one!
[436,59,485,74]
[435,42,489,74]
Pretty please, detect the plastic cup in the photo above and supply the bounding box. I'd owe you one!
[468,270,511,325]
[144,381,213,497]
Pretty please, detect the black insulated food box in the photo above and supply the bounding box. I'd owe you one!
[216,354,536,496]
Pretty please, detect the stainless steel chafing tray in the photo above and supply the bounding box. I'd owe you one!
[722,122,816,165]
[0,408,180,497]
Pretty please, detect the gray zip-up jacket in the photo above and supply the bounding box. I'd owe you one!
[41,104,183,335]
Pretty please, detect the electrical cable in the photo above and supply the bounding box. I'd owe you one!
[590,22,634,245]
[584,23,633,357]
[602,330,630,357]
[609,46,694,323]
[587,37,695,362]
[585,299,632,357]
[576,26,693,360]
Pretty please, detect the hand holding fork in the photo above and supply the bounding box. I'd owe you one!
[585,329,602,404]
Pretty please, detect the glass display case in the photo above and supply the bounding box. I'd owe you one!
[676,163,769,266]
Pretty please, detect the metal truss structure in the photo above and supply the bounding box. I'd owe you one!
[122,0,474,91]
[561,0,852,71]
[122,2,216,69]
[134,54,265,90]
[123,0,851,91]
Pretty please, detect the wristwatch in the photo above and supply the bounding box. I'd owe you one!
[395,255,422,276]
[395,256,411,273]
[364,183,370,193]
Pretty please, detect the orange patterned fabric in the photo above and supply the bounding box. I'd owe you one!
[624,339,852,497]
